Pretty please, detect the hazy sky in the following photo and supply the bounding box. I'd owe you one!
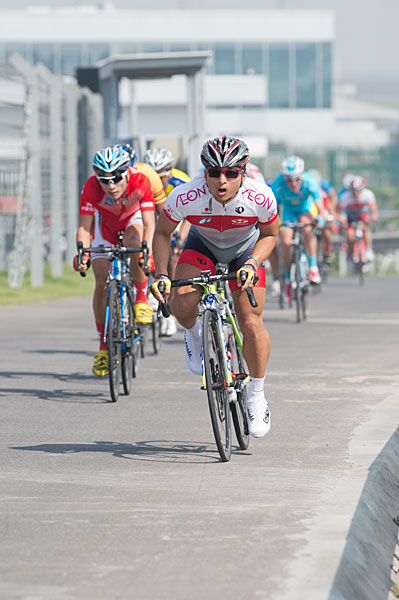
[0,0,398,86]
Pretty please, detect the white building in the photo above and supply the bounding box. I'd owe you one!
[0,4,394,167]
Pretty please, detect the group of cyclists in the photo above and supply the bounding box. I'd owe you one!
[74,136,378,440]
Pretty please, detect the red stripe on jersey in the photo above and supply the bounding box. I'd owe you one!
[186,215,258,231]
[163,209,180,224]
[259,211,278,226]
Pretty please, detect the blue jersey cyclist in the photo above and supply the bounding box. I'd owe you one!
[151,136,279,439]
[271,155,329,300]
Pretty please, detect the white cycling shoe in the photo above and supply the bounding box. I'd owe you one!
[184,329,202,376]
[247,395,271,438]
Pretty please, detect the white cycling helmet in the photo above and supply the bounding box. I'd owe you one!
[281,155,305,179]
[349,175,366,192]
[143,148,174,172]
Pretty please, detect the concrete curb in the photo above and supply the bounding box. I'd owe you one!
[330,428,399,600]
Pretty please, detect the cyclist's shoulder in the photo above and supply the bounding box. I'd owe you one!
[134,162,162,185]
[170,168,191,184]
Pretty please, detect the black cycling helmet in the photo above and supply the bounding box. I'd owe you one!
[201,136,250,169]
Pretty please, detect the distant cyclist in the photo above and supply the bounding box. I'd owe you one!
[271,156,329,301]
[337,175,378,262]
[143,148,191,337]
[73,145,155,377]
[151,136,279,438]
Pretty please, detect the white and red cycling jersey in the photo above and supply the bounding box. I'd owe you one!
[338,188,376,223]
[79,167,154,244]
[163,176,278,249]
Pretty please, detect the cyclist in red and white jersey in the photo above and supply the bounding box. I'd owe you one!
[151,136,279,438]
[337,175,378,262]
[74,145,156,377]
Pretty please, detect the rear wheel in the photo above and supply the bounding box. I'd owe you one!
[107,280,121,403]
[202,310,232,462]
[226,321,249,450]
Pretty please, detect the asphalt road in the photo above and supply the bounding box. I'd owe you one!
[0,275,398,600]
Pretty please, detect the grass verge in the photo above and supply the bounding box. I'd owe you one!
[0,264,94,307]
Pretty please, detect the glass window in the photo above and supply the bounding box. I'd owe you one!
[110,43,137,55]
[296,43,316,108]
[89,43,110,65]
[214,44,235,75]
[242,45,263,75]
[142,43,165,53]
[322,43,332,108]
[168,43,191,52]
[5,43,27,62]
[60,44,82,76]
[269,45,289,108]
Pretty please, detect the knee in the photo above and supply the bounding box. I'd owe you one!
[170,292,196,319]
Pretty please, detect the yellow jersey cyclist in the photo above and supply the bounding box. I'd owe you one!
[151,136,279,438]
[143,148,192,337]
[117,143,167,214]
[271,155,330,302]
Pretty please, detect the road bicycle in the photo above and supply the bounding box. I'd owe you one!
[77,235,149,403]
[159,267,257,462]
[285,222,312,323]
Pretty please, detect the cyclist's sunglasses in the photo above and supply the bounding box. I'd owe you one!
[206,168,243,180]
[97,170,127,185]
[159,170,171,179]
[284,175,302,183]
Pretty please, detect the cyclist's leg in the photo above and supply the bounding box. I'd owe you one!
[299,212,320,283]
[124,217,152,324]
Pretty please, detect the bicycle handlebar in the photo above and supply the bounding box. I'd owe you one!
[76,240,150,277]
[158,269,258,314]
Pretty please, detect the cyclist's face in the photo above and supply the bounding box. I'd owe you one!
[158,169,172,190]
[285,176,302,192]
[205,169,246,203]
[98,175,128,199]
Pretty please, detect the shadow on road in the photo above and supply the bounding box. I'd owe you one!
[10,439,248,464]
[0,384,107,404]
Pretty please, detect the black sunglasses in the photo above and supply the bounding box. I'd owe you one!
[97,170,127,185]
[206,168,243,180]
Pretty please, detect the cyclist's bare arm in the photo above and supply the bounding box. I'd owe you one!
[240,220,279,290]
[178,219,191,247]
[141,208,156,256]
[153,212,179,284]
[76,213,94,272]
[370,201,378,224]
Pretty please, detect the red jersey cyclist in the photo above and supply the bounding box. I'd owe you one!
[151,136,279,438]
[74,145,156,377]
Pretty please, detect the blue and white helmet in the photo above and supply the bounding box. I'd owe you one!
[281,155,305,179]
[114,143,136,166]
[92,146,131,175]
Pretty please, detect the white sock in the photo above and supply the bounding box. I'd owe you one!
[186,318,202,338]
[248,376,265,404]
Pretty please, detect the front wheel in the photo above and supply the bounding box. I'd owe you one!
[107,280,121,403]
[226,322,249,450]
[121,288,135,395]
[202,310,232,462]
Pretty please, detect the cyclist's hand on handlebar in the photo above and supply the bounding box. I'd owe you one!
[236,263,256,289]
[73,253,90,273]
[151,275,171,302]
[139,253,155,274]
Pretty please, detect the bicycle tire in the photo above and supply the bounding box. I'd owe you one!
[226,322,249,450]
[202,310,232,462]
[292,250,301,322]
[152,315,162,354]
[107,280,121,403]
[121,289,135,395]
[140,324,148,358]
[299,253,309,321]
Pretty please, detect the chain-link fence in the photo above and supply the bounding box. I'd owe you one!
[0,54,103,288]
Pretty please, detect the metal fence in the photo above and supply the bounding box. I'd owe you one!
[0,54,103,287]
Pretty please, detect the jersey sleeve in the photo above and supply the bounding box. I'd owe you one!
[138,174,155,213]
[79,177,97,216]
[257,187,279,225]
[162,187,185,224]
